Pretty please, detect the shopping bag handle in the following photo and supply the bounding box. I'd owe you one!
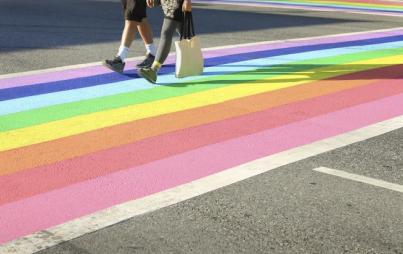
[180,11,195,40]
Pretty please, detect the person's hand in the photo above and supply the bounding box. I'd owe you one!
[146,0,153,7]
[182,0,192,12]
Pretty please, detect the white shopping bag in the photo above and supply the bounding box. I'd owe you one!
[175,36,204,78]
[175,12,204,78]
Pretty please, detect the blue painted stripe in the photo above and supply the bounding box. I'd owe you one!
[1,40,403,116]
[0,35,402,102]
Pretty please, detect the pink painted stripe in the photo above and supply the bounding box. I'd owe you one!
[1,28,402,89]
[1,83,403,244]
[1,80,403,206]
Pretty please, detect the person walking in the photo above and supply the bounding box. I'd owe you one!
[103,0,157,73]
[137,0,192,83]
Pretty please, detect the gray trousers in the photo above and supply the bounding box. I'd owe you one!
[155,18,182,65]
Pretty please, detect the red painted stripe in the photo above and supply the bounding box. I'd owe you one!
[1,82,403,244]
[1,64,402,176]
[0,79,402,205]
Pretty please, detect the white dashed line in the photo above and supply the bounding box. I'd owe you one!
[313,167,403,193]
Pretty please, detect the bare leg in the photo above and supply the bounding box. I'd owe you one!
[106,17,155,72]
[121,20,139,48]
[137,18,153,45]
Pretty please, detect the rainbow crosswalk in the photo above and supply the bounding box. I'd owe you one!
[194,0,403,16]
[0,27,403,252]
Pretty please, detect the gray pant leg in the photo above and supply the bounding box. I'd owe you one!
[155,18,181,65]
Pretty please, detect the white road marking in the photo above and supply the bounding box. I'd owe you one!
[193,0,403,17]
[1,115,403,254]
[313,167,403,193]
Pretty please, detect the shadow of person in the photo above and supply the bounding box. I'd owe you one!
[155,63,399,88]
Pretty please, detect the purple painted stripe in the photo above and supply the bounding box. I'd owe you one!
[2,35,402,101]
[1,28,402,89]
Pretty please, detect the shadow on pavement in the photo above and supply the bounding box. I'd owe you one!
[1,63,398,101]
[157,64,402,87]
[0,0,364,53]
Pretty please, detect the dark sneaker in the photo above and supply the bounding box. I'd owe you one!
[103,56,125,73]
[136,53,155,68]
[138,67,157,84]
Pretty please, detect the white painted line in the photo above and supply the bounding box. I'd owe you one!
[1,115,403,254]
[313,167,403,193]
[0,55,143,80]
[194,0,403,17]
[0,27,402,79]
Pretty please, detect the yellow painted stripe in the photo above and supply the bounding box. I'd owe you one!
[0,55,402,152]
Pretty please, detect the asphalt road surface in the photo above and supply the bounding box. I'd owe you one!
[1,0,402,253]
[1,0,402,74]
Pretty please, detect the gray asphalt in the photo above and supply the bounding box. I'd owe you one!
[1,1,403,253]
[37,129,403,254]
[1,0,403,74]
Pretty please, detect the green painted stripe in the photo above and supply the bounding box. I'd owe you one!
[0,48,401,132]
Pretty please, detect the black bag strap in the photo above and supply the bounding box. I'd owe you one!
[180,11,196,40]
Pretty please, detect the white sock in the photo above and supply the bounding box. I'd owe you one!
[117,45,129,62]
[145,43,156,56]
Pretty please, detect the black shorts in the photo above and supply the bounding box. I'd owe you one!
[121,0,147,22]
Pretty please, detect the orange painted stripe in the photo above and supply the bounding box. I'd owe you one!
[0,65,400,176]
[2,78,403,206]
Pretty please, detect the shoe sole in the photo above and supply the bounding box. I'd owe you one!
[136,55,155,68]
[102,61,124,74]
[138,70,156,84]
[136,63,153,68]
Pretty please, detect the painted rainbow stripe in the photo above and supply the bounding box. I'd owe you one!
[0,28,403,248]
[194,0,403,16]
